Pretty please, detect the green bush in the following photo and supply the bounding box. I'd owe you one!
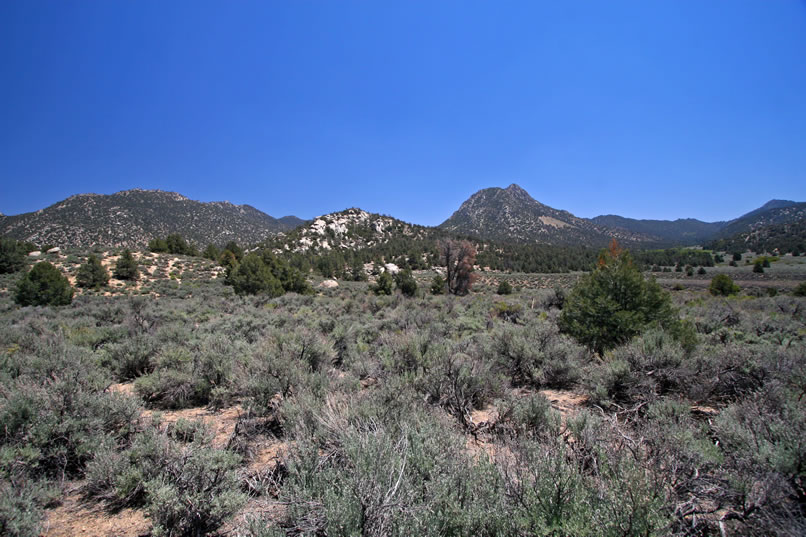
[793,282,806,297]
[76,254,109,289]
[371,271,394,296]
[496,280,513,295]
[226,252,311,297]
[430,274,446,295]
[558,242,676,355]
[113,249,139,281]
[394,269,417,297]
[0,238,27,274]
[14,262,73,306]
[709,274,740,296]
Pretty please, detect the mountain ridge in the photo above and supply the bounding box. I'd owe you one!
[0,189,305,249]
[2,185,803,251]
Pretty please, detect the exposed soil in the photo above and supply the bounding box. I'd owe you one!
[143,405,245,448]
[41,490,150,537]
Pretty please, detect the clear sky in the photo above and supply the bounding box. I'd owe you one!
[1,1,805,225]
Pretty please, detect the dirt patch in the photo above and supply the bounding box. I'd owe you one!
[248,440,291,473]
[42,491,150,537]
[538,389,588,418]
[143,405,245,448]
[106,382,136,397]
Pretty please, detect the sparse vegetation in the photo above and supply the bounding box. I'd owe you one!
[1,243,805,537]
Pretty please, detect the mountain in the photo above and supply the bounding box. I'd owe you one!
[590,215,725,246]
[714,202,806,239]
[267,208,436,253]
[732,199,801,223]
[439,184,648,247]
[0,189,304,249]
[706,218,806,255]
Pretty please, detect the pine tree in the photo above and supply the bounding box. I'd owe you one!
[559,240,676,355]
[114,249,140,281]
[76,254,109,289]
[394,269,417,297]
[0,238,26,274]
[709,274,740,296]
[15,261,73,306]
[371,271,394,296]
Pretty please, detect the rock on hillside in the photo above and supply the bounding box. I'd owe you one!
[269,208,435,253]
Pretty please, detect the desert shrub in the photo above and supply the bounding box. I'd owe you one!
[497,280,513,295]
[501,437,669,536]
[0,477,55,537]
[712,384,806,535]
[753,260,765,273]
[590,329,690,405]
[146,442,244,537]
[490,301,522,323]
[559,241,676,355]
[0,343,141,479]
[697,266,707,275]
[103,334,158,380]
[14,262,73,307]
[496,393,562,439]
[709,273,740,296]
[86,424,245,536]
[273,407,508,536]
[792,282,806,297]
[113,249,139,281]
[418,349,505,429]
[491,321,584,389]
[135,336,239,409]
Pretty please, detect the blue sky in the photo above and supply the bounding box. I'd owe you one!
[1,1,805,225]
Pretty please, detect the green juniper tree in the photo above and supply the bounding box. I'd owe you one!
[709,274,740,296]
[559,240,676,356]
[76,254,110,289]
[0,238,27,274]
[114,249,140,281]
[14,261,74,306]
[394,268,417,297]
[371,271,394,296]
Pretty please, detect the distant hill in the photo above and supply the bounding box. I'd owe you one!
[267,208,437,253]
[705,203,806,254]
[438,183,804,248]
[592,200,806,247]
[590,215,724,246]
[0,189,305,249]
[439,184,648,247]
[713,202,806,240]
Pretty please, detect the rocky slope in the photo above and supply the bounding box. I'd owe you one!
[0,189,304,249]
[439,184,647,247]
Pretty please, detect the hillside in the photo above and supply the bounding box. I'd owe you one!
[439,184,649,247]
[590,215,724,246]
[714,202,806,240]
[267,208,437,253]
[0,189,305,249]
[706,218,806,254]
